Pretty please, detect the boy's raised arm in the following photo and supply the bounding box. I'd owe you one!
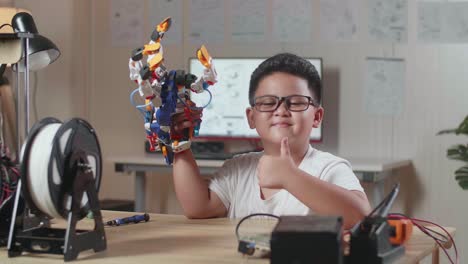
[173,150,227,219]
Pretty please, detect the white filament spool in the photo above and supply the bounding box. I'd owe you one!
[25,123,62,218]
[22,118,102,220]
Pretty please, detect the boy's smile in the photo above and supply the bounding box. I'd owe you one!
[272,121,292,128]
[246,72,323,156]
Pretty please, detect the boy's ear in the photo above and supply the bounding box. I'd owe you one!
[246,107,256,129]
[313,107,324,128]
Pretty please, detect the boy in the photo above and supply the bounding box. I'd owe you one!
[172,53,370,229]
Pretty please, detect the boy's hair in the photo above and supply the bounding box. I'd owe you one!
[248,53,322,106]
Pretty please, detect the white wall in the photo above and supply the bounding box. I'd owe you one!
[16,0,467,262]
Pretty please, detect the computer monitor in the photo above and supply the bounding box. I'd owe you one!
[188,57,323,142]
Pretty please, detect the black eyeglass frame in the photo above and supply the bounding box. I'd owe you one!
[252,95,319,112]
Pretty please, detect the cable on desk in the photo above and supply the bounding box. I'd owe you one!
[388,213,458,264]
[235,213,279,256]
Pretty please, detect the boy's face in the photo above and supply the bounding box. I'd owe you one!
[246,72,323,147]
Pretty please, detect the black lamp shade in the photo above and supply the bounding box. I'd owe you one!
[12,12,38,34]
[11,12,60,72]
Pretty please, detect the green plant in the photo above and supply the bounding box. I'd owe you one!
[438,115,468,190]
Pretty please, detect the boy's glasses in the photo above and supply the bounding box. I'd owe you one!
[252,95,318,112]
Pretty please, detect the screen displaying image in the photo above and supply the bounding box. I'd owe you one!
[189,58,323,141]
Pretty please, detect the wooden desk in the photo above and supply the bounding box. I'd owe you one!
[0,211,454,264]
[110,155,411,211]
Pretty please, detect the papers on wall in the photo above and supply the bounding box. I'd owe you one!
[272,0,312,42]
[418,1,442,42]
[109,0,144,47]
[364,58,405,117]
[418,1,468,43]
[149,0,183,44]
[231,0,266,42]
[320,0,359,42]
[189,0,225,44]
[368,0,407,43]
[445,2,468,43]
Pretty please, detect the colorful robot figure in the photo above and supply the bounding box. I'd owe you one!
[128,17,217,164]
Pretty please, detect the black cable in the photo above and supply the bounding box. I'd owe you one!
[367,183,400,218]
[235,213,279,240]
[0,24,12,30]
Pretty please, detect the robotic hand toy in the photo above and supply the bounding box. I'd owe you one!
[128,17,218,165]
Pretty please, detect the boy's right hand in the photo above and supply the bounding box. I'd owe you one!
[171,108,203,134]
[257,137,297,189]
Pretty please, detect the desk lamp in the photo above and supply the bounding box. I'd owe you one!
[0,9,60,155]
[11,12,60,72]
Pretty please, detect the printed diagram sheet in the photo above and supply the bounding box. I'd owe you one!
[320,0,359,42]
[368,0,407,42]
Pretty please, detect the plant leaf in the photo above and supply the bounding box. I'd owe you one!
[457,179,468,190]
[446,144,468,162]
[455,165,468,190]
[455,166,468,180]
[438,115,468,190]
[437,129,458,135]
[437,115,468,135]
[455,165,468,175]
[455,115,468,135]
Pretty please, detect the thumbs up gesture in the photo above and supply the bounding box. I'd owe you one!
[257,137,298,189]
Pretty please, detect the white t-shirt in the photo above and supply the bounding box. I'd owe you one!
[209,145,364,219]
